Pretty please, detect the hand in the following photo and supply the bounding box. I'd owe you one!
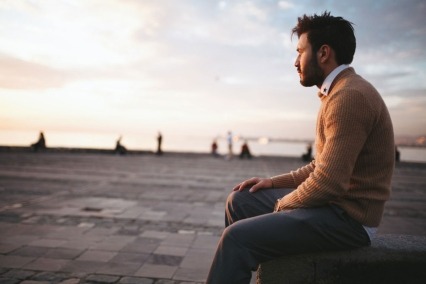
[232,177,273,193]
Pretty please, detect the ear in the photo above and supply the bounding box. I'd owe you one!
[317,45,332,64]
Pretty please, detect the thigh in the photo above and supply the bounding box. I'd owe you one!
[225,205,370,263]
[227,187,292,216]
[225,188,293,226]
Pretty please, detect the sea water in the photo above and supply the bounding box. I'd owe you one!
[1,130,425,163]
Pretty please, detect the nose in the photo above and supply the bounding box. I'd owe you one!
[294,55,300,68]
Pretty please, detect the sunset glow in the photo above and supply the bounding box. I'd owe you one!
[1,0,425,152]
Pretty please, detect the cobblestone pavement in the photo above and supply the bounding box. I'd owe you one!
[0,151,425,283]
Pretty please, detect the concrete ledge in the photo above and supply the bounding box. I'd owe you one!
[257,234,426,284]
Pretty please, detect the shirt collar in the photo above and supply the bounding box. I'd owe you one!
[319,64,350,96]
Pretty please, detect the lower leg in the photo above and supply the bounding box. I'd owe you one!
[208,206,370,284]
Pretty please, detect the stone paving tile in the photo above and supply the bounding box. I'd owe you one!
[0,277,20,284]
[2,269,35,279]
[1,235,40,247]
[191,235,220,250]
[89,235,137,251]
[59,278,80,284]
[206,218,223,227]
[1,152,425,283]
[117,225,141,236]
[21,280,50,284]
[173,267,209,282]
[134,263,178,278]
[31,271,71,282]
[179,248,215,270]
[43,248,84,260]
[0,243,22,254]
[44,226,89,240]
[0,255,35,268]
[96,261,142,276]
[59,239,98,250]
[110,252,150,264]
[120,238,161,254]
[146,254,183,267]
[85,274,120,283]
[162,233,196,248]
[76,250,116,262]
[154,245,188,257]
[10,246,49,258]
[83,227,120,239]
[60,260,105,274]
[119,276,154,284]
[28,238,67,248]
[139,230,170,240]
[23,258,69,271]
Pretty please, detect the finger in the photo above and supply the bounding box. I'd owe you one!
[233,177,259,192]
[232,183,242,191]
[249,184,260,193]
[236,181,249,191]
[249,179,268,193]
[233,181,248,191]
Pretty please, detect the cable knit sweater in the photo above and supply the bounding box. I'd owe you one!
[272,68,394,227]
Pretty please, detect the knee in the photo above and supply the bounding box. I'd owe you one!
[220,222,252,253]
[226,191,237,208]
[221,224,239,246]
[225,191,247,226]
[226,190,247,209]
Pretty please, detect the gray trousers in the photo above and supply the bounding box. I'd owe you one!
[206,188,370,284]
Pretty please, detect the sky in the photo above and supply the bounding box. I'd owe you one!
[0,0,425,151]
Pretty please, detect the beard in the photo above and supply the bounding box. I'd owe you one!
[299,55,324,87]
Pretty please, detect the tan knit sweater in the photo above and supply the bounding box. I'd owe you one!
[272,68,394,227]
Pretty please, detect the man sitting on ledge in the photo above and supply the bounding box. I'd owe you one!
[207,11,395,284]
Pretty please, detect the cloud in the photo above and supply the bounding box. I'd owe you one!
[388,94,426,135]
[0,54,70,89]
[278,1,295,10]
[0,0,425,144]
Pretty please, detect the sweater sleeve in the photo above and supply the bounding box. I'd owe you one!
[271,161,315,189]
[276,88,375,210]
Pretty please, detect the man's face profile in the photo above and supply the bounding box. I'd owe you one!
[295,33,324,88]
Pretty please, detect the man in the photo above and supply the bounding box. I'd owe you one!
[207,11,394,284]
[31,131,46,152]
[226,131,233,160]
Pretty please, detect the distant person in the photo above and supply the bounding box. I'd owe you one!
[156,132,163,155]
[395,146,400,162]
[31,131,46,152]
[211,140,219,157]
[226,131,233,160]
[239,141,252,159]
[114,136,127,155]
[302,143,313,161]
[207,12,395,284]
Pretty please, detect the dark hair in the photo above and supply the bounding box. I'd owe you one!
[292,11,356,65]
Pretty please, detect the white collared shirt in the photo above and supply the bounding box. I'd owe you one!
[319,64,350,96]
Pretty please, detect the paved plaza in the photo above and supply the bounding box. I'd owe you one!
[0,150,425,283]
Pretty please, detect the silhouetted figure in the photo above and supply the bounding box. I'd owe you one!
[114,136,127,155]
[395,146,400,162]
[302,143,313,161]
[211,140,219,157]
[239,141,252,159]
[226,131,233,160]
[156,132,163,155]
[31,131,46,152]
